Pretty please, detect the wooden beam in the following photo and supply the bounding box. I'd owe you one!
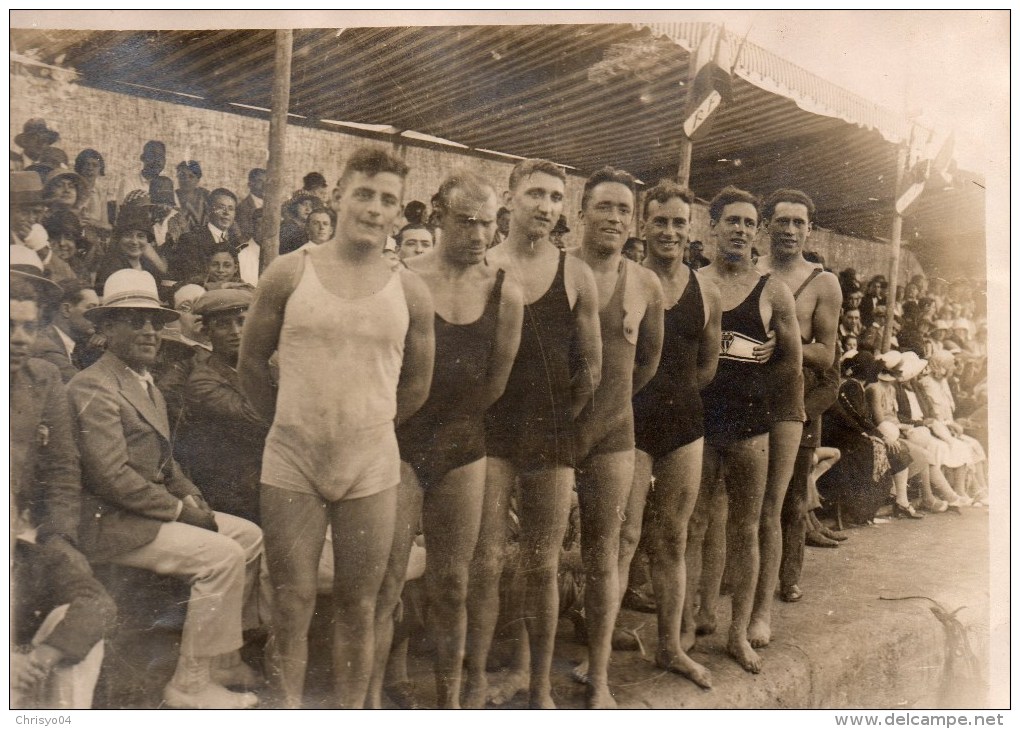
[259,29,293,273]
[882,143,909,352]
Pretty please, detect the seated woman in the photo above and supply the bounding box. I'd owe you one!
[93,205,168,296]
[818,351,899,526]
[916,350,989,505]
[42,209,92,285]
[72,149,113,246]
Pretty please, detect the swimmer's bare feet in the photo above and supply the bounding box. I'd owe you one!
[570,659,590,685]
[727,635,762,674]
[747,615,772,649]
[462,673,488,709]
[586,682,617,709]
[487,668,529,706]
[655,648,712,689]
[695,609,716,636]
[680,626,697,652]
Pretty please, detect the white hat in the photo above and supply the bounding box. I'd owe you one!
[173,283,207,309]
[85,269,179,324]
[876,349,903,381]
[22,223,50,252]
[897,351,928,381]
[10,244,62,299]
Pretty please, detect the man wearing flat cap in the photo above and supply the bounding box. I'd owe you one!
[182,288,269,524]
[67,269,265,709]
[10,248,116,709]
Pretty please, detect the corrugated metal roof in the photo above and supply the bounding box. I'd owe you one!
[10,24,968,245]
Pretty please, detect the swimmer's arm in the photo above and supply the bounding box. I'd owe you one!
[766,277,803,379]
[395,268,435,427]
[238,255,299,422]
[632,268,664,395]
[480,276,524,410]
[696,274,723,390]
[803,272,842,371]
[567,258,603,420]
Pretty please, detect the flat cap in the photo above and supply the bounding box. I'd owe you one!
[194,287,253,317]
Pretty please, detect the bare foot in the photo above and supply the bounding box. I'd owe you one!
[747,616,772,649]
[529,688,557,709]
[586,682,617,709]
[681,626,697,652]
[570,659,590,685]
[462,674,488,709]
[727,636,762,674]
[655,649,712,689]
[488,668,529,706]
[695,609,716,636]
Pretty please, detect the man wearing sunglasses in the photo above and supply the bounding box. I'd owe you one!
[67,269,265,709]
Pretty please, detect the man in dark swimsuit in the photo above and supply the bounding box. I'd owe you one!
[568,167,664,707]
[753,190,842,636]
[614,180,722,690]
[465,159,601,709]
[369,170,524,708]
[686,186,802,674]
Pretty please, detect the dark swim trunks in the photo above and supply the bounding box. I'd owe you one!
[633,267,706,459]
[397,270,504,490]
[486,250,575,470]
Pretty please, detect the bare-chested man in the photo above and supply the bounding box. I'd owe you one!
[612,180,722,690]
[465,159,601,709]
[568,167,664,707]
[239,147,434,708]
[368,170,524,709]
[684,186,802,674]
[752,190,841,638]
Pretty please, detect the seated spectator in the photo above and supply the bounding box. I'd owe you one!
[14,118,60,165]
[403,199,427,226]
[490,206,510,248]
[549,214,570,249]
[25,147,70,182]
[43,170,86,214]
[622,236,645,263]
[42,209,92,285]
[844,287,864,313]
[204,244,243,289]
[10,259,116,709]
[155,283,212,430]
[235,168,266,245]
[68,269,264,709]
[298,207,337,251]
[168,188,241,282]
[396,222,433,259]
[278,190,320,255]
[11,171,49,247]
[30,279,100,383]
[181,289,268,524]
[838,307,862,349]
[149,176,188,257]
[837,267,861,302]
[73,149,112,240]
[302,171,330,204]
[20,213,78,289]
[93,204,167,296]
[859,274,887,328]
[685,239,710,269]
[175,160,210,233]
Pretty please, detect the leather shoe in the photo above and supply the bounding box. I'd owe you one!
[805,530,839,548]
[818,526,848,541]
[893,502,924,519]
[780,584,803,603]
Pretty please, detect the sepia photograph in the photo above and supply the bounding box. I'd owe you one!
[8,9,1008,717]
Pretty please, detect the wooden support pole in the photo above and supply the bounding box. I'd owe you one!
[259,29,293,274]
[882,143,909,352]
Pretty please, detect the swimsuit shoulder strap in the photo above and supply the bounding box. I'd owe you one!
[792,267,824,300]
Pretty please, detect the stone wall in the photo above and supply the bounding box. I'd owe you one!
[11,71,919,283]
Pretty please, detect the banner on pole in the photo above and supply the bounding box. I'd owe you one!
[682,25,733,142]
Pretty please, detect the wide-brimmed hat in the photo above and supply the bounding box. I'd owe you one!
[84,269,179,324]
[15,119,60,149]
[897,351,928,381]
[43,170,87,204]
[876,349,903,381]
[10,171,45,205]
[10,245,63,301]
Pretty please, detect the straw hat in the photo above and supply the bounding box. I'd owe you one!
[897,351,928,381]
[10,245,63,301]
[84,269,179,324]
[875,350,903,381]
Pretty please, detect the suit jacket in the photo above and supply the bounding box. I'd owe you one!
[11,358,83,545]
[181,354,269,523]
[234,195,263,245]
[67,352,202,561]
[168,226,243,282]
[31,324,79,384]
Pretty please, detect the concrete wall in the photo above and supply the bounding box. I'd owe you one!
[11,71,920,283]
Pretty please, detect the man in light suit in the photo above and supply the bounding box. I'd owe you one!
[68,269,264,709]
